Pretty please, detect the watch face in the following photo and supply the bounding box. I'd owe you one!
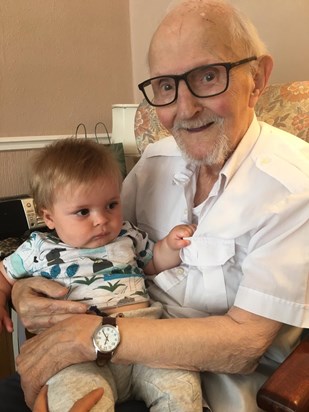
[93,324,120,353]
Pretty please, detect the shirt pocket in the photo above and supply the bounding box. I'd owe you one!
[181,236,235,267]
[181,237,235,313]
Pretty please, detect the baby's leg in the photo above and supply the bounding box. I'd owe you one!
[47,362,117,412]
[132,364,203,412]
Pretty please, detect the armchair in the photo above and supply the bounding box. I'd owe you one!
[133,81,309,412]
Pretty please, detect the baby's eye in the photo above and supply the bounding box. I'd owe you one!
[76,208,89,216]
[107,202,118,210]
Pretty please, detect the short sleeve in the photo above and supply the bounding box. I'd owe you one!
[3,232,40,281]
[121,221,154,268]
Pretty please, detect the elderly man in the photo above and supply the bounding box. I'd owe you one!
[5,1,309,411]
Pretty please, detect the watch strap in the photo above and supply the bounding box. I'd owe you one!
[102,317,116,326]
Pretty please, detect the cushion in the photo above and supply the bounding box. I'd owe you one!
[255,81,309,142]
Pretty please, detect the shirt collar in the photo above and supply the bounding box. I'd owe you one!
[221,115,261,186]
[143,116,261,189]
[144,135,181,158]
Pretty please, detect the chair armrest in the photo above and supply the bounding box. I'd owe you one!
[256,335,309,412]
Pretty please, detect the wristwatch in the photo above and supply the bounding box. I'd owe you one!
[92,317,121,366]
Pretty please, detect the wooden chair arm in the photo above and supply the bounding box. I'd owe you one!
[256,335,309,412]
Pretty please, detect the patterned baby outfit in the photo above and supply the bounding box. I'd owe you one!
[3,220,153,310]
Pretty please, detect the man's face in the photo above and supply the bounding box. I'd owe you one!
[149,14,256,166]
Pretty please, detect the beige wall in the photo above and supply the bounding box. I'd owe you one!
[1,0,308,137]
[0,0,133,138]
[0,150,34,197]
[130,0,309,101]
[129,0,171,103]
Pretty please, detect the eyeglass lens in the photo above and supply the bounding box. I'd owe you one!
[144,64,228,106]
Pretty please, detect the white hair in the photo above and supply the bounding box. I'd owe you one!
[163,0,268,58]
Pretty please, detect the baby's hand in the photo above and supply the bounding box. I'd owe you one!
[0,305,14,333]
[167,224,197,250]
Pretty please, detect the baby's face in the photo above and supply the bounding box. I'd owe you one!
[42,176,123,249]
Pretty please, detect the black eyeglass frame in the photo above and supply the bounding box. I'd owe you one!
[138,56,257,107]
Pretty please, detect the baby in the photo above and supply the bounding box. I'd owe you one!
[0,138,202,412]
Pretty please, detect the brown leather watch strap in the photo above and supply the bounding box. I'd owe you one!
[102,317,116,326]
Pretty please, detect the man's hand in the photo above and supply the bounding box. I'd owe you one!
[16,313,102,408]
[33,385,104,412]
[12,277,88,333]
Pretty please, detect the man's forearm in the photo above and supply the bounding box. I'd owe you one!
[114,308,282,374]
[16,307,281,408]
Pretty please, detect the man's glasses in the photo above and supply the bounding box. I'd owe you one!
[138,56,257,107]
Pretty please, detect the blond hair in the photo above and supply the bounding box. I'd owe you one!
[30,138,122,214]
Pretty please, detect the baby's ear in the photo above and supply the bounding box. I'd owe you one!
[249,55,273,108]
[41,209,55,229]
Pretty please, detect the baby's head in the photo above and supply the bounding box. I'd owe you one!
[30,138,122,215]
[30,138,124,248]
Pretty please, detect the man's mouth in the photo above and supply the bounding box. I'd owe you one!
[186,121,215,133]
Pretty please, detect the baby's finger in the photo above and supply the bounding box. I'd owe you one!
[69,387,104,411]
[4,316,14,333]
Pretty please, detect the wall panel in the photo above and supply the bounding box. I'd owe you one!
[0,0,133,138]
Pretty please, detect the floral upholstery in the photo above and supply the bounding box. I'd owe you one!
[134,99,170,154]
[134,81,309,153]
[255,81,309,142]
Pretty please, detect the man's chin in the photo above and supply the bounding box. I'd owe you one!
[177,144,220,166]
[176,134,231,167]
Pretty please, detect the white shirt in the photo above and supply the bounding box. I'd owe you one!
[122,116,309,329]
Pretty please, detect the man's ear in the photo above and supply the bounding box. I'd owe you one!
[249,55,274,108]
[41,208,55,229]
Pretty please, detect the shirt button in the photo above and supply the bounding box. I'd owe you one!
[177,268,184,275]
[261,157,271,164]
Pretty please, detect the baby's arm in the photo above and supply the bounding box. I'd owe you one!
[0,261,14,333]
[144,224,196,275]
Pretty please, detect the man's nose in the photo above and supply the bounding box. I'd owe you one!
[176,80,203,119]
